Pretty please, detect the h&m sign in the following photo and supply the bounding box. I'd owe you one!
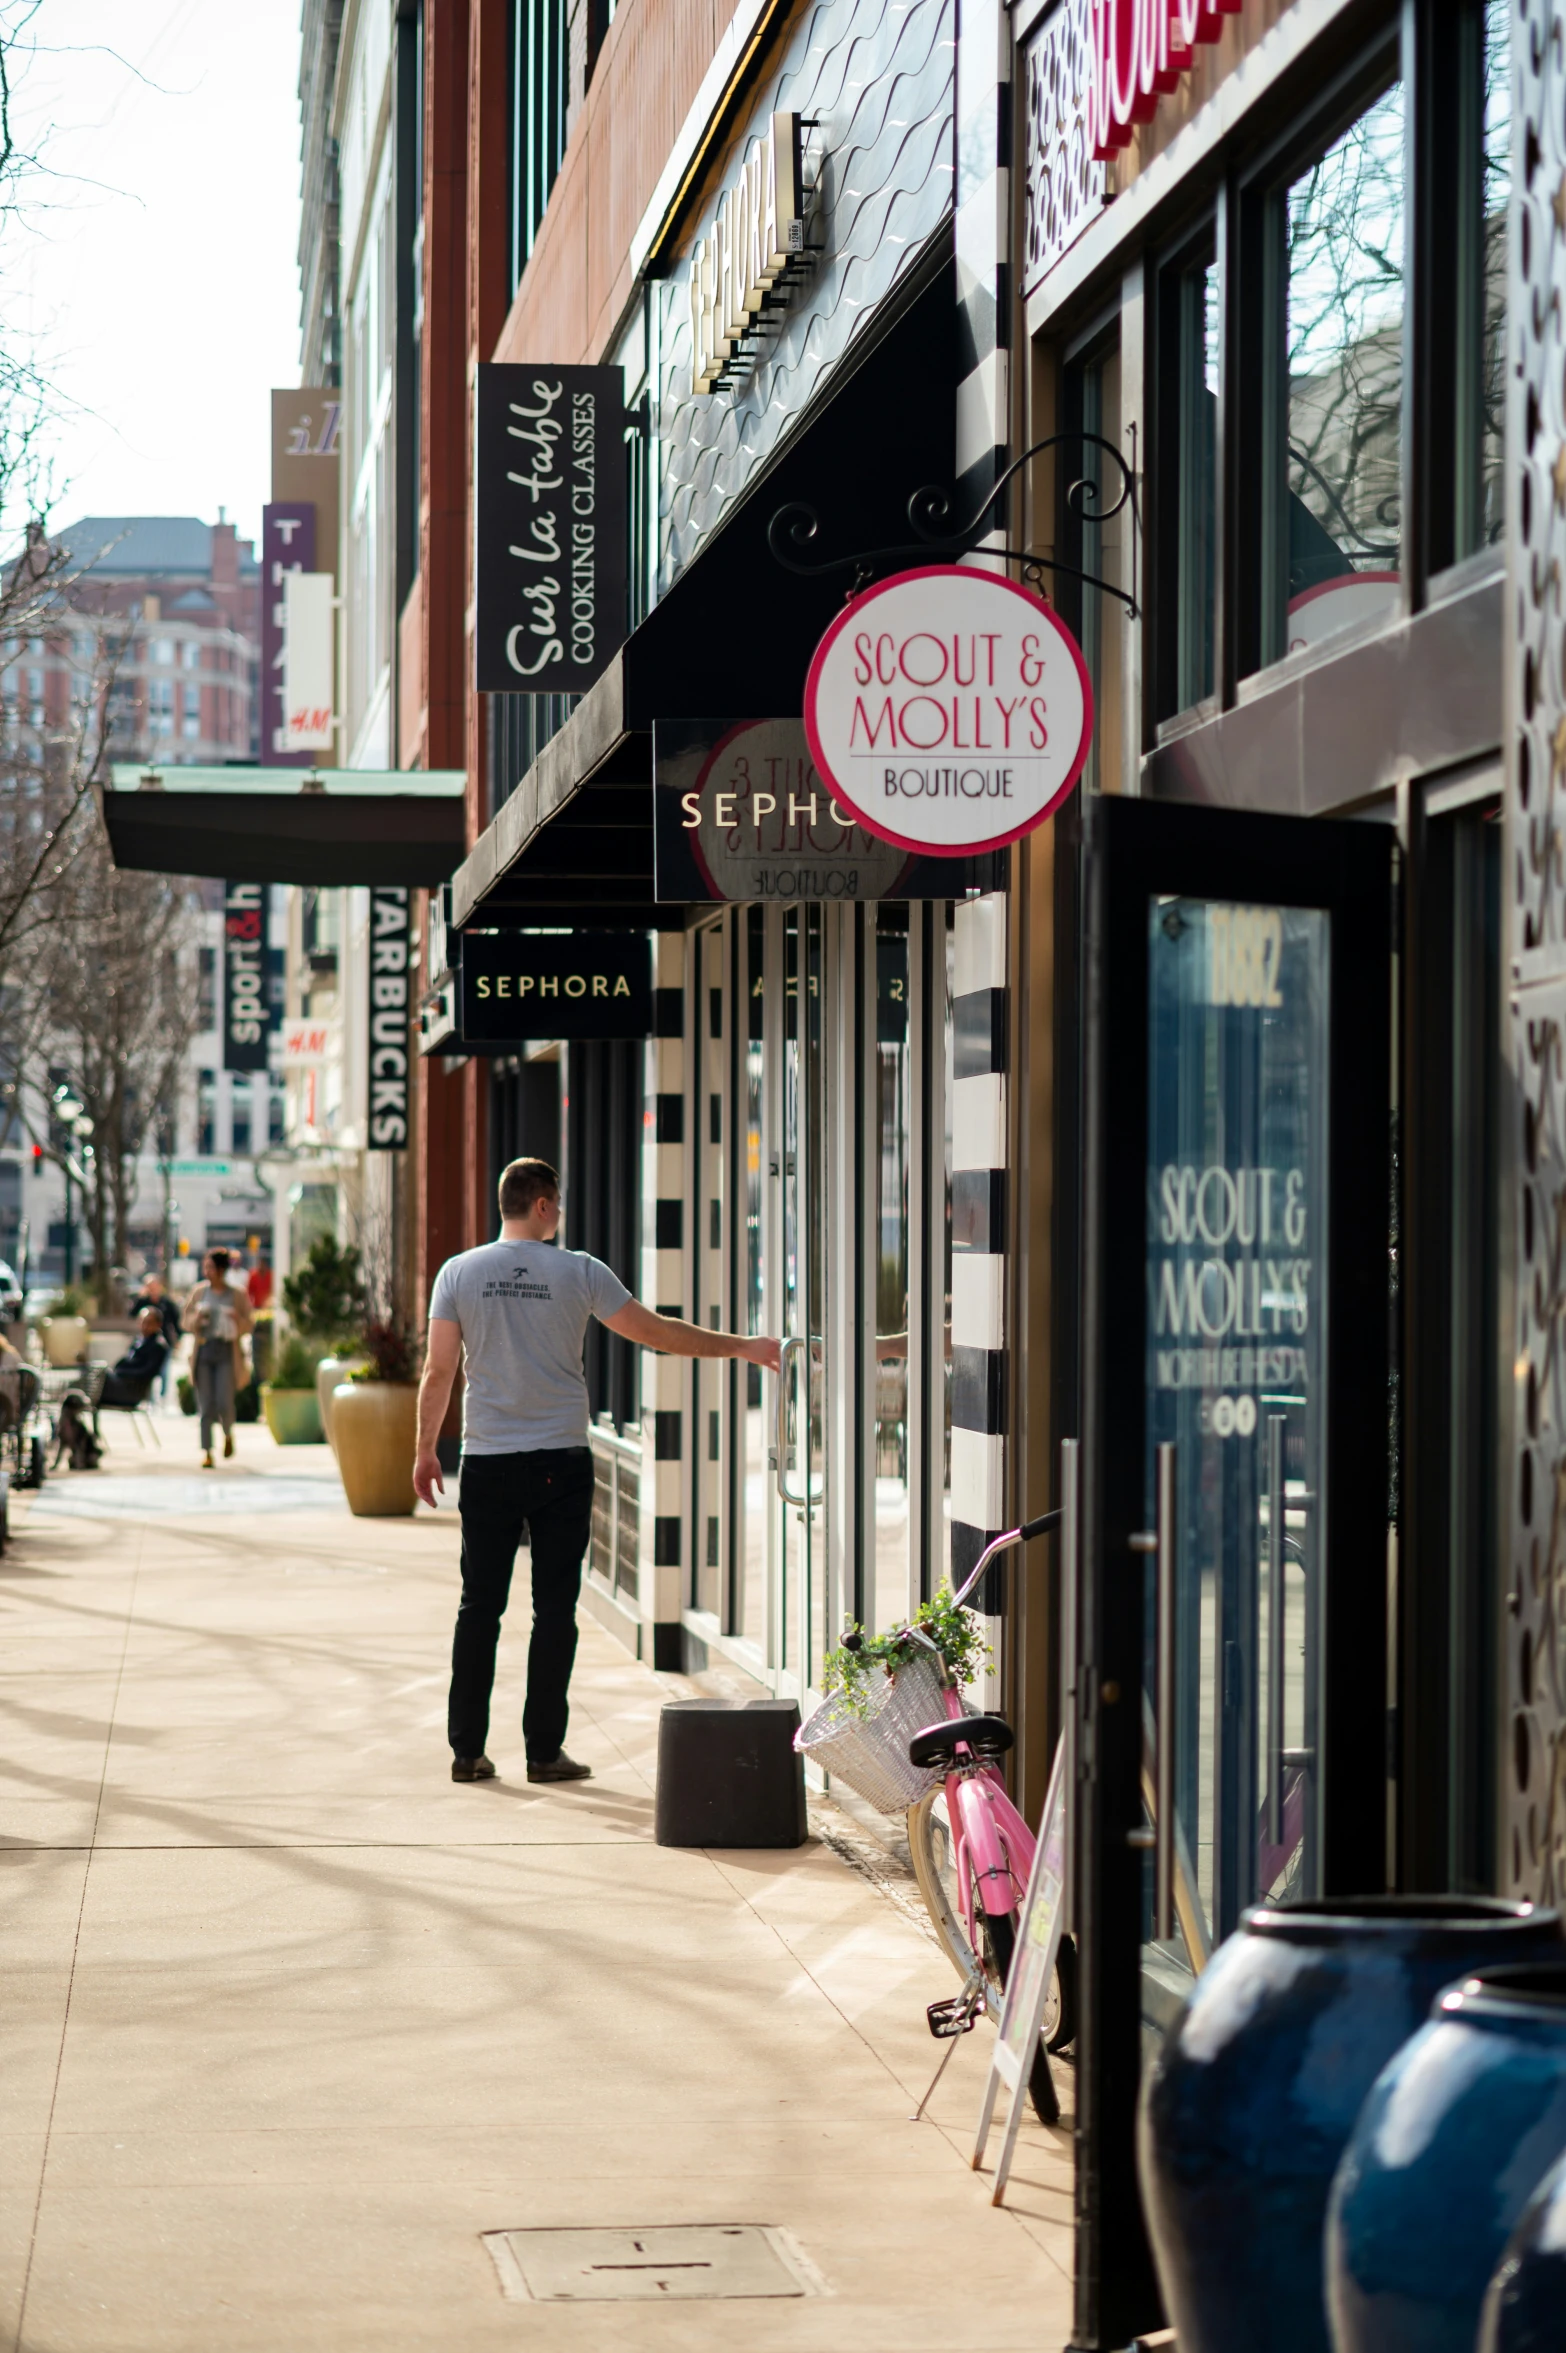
[460,933,652,1042]
[689,114,806,396]
[367,886,411,1150]
[474,365,628,695]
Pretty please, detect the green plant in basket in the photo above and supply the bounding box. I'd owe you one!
[821,1583,992,1719]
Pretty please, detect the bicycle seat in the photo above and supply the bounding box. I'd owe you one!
[908,1713,1016,1769]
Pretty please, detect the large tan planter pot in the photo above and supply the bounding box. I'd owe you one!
[39,1315,90,1367]
[332,1380,417,1516]
[315,1354,368,1453]
[263,1388,324,1445]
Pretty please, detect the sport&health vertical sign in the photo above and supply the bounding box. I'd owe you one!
[223,882,268,1073]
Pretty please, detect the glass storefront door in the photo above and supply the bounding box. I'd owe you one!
[691,900,957,1706]
[1075,797,1393,2351]
[777,905,828,1696]
[1142,897,1331,2023]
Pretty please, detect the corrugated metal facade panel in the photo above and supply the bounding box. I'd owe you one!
[655,0,954,589]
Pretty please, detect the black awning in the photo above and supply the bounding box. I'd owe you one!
[451,236,957,928]
[102,766,469,887]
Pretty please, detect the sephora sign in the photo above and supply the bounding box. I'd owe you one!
[803,567,1092,857]
[1091,0,1241,157]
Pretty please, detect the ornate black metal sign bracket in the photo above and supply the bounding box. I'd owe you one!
[767,429,1140,616]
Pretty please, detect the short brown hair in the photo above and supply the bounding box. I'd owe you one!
[498,1157,560,1219]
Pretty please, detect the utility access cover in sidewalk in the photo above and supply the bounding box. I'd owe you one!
[481,2225,827,2301]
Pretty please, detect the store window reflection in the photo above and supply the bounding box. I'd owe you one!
[1473,0,1509,552]
[1269,78,1405,664]
[1177,243,1218,713]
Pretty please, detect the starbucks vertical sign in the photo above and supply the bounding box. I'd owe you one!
[367,886,411,1150]
[474,364,627,694]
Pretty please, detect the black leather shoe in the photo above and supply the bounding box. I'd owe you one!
[526,1751,592,1783]
[451,1754,496,1782]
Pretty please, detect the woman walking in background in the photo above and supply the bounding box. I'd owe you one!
[182,1249,253,1468]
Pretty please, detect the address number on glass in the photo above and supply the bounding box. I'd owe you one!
[1208,906,1284,1009]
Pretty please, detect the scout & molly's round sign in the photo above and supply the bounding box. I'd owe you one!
[802,565,1093,856]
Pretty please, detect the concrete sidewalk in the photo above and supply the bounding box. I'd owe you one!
[1,1428,1073,2350]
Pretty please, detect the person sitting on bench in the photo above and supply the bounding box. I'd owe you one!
[98,1309,169,1409]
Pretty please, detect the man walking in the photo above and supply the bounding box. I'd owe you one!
[413,1157,779,1786]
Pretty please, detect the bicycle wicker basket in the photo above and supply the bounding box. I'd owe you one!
[795,1648,963,1815]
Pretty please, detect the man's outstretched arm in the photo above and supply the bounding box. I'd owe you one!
[413,1317,462,1507]
[602,1298,780,1374]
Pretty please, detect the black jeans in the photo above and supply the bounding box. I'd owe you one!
[448,1447,595,1763]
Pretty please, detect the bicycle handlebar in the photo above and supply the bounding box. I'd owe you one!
[950,1507,1061,1612]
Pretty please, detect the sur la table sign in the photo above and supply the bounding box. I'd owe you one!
[802,565,1094,859]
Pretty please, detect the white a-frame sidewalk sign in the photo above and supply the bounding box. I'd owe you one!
[972,1734,1067,2206]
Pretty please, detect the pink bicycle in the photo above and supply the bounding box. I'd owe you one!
[799,1510,1073,2123]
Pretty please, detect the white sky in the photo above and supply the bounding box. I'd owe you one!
[8,0,303,553]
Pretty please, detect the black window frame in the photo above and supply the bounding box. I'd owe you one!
[1148,210,1222,730]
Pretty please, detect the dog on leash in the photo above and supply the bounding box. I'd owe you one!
[52,1389,102,1472]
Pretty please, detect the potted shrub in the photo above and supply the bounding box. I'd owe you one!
[280,1238,367,1453]
[263,1334,324,1446]
[39,1284,91,1368]
[332,1321,419,1516]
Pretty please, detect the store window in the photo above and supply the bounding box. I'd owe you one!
[874,908,911,1630]
[693,922,726,1621]
[1155,230,1219,722]
[508,0,569,286]
[1064,339,1127,791]
[1467,0,1509,556]
[734,906,767,1654]
[1261,76,1406,670]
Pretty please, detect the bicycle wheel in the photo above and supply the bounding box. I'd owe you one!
[906,1789,999,2018]
[1043,1931,1078,2052]
[907,1792,1071,2092]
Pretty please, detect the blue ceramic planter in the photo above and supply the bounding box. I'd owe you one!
[1327,1964,1566,2353]
[1480,2147,1566,2353]
[1137,1899,1560,2353]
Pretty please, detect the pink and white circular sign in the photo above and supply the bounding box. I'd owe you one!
[802,564,1094,857]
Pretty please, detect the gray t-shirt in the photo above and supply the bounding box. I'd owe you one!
[428,1240,632,1454]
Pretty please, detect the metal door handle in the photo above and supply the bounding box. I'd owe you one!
[1267,1412,1286,1845]
[1153,1441,1176,1943]
[776,1336,808,1506]
[1060,1437,1079,1939]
